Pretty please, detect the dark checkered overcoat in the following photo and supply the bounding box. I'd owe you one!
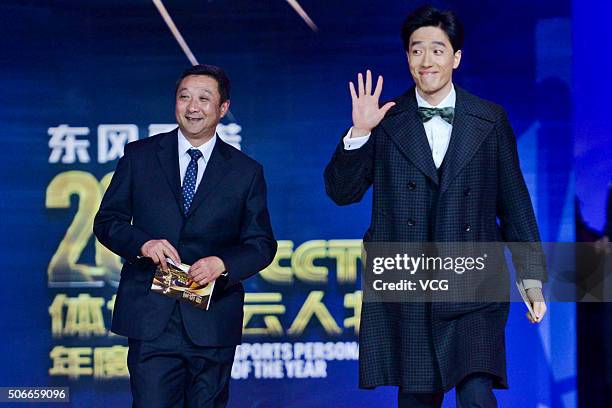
[324,87,547,393]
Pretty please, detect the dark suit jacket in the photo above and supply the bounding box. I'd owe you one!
[325,86,546,392]
[94,129,277,347]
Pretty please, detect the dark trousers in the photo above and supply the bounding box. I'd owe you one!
[398,374,497,408]
[127,304,236,408]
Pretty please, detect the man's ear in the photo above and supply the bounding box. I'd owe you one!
[220,100,230,118]
[453,50,462,69]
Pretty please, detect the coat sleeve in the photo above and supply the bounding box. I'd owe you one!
[324,129,375,205]
[93,143,152,263]
[216,164,277,285]
[495,110,547,282]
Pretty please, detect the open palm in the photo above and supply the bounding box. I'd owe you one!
[349,70,396,136]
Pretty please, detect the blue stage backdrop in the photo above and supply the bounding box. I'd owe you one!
[0,1,575,407]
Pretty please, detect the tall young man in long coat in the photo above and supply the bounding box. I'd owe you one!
[325,6,547,407]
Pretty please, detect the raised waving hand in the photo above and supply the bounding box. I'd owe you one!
[349,70,396,138]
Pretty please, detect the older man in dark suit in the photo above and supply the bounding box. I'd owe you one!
[94,64,277,408]
[325,6,546,408]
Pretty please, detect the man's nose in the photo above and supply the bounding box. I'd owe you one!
[187,100,199,112]
[422,51,433,66]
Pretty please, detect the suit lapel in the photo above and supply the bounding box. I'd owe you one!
[156,130,183,211]
[382,90,439,185]
[185,137,233,218]
[439,88,495,196]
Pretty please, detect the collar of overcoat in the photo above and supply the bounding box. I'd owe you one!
[156,128,234,218]
[381,86,497,196]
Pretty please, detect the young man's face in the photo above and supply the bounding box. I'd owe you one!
[407,26,462,99]
[175,75,229,143]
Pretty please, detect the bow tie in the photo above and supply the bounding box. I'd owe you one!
[417,106,455,124]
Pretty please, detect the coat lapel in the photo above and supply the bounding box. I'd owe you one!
[156,129,183,211]
[381,90,439,185]
[439,88,495,196]
[185,137,234,218]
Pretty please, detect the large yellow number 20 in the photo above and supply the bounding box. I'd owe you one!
[45,171,120,286]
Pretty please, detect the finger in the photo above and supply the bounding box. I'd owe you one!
[150,252,160,265]
[187,263,196,275]
[159,254,168,271]
[191,261,211,277]
[373,75,383,98]
[380,101,396,115]
[349,82,357,103]
[191,270,207,282]
[160,248,174,267]
[534,302,547,321]
[198,275,214,286]
[194,273,210,286]
[533,302,542,318]
[154,246,169,269]
[162,242,181,265]
[526,312,535,323]
[357,72,364,96]
[188,265,203,278]
[188,264,203,278]
[144,243,157,259]
[141,242,151,257]
[365,70,372,95]
[191,258,207,272]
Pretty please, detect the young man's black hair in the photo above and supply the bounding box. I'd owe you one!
[401,5,464,52]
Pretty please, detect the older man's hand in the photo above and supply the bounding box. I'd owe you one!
[188,256,226,286]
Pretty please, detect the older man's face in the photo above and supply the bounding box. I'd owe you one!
[175,75,229,144]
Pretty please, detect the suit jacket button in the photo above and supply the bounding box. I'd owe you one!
[407,218,416,226]
[463,223,471,232]
[464,188,471,196]
[408,181,417,190]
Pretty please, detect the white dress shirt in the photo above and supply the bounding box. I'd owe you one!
[177,129,216,189]
[341,85,542,290]
[414,85,454,168]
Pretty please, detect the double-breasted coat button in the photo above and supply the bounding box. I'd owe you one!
[407,218,416,226]
[408,181,417,190]
[464,187,471,196]
[463,223,471,232]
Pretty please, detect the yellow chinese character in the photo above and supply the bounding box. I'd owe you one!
[287,291,342,336]
[93,346,129,379]
[63,294,107,337]
[49,294,107,338]
[49,294,67,338]
[243,293,285,336]
[49,346,93,379]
